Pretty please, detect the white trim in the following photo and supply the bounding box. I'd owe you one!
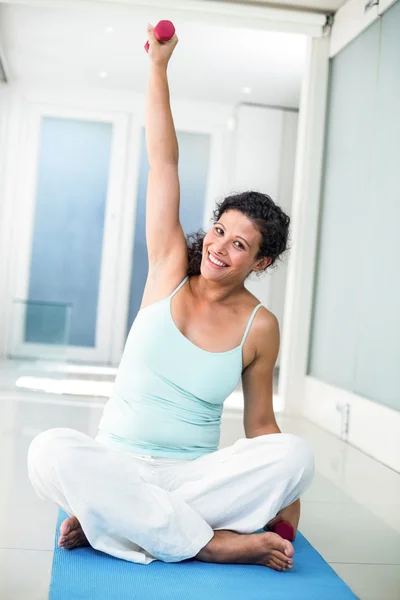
[330,0,380,58]
[2,0,328,37]
[109,117,142,364]
[279,36,330,415]
[379,0,399,14]
[304,376,400,473]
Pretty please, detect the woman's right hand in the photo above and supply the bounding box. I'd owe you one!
[146,24,179,68]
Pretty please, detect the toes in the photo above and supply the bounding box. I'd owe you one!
[60,516,77,536]
[68,532,84,544]
[271,549,293,564]
[59,536,72,548]
[64,530,80,542]
[60,530,76,543]
[60,538,83,550]
[269,559,281,571]
[59,540,73,549]
[269,556,293,572]
[265,532,295,559]
[269,558,285,571]
[271,558,284,571]
[283,540,295,558]
[58,530,85,549]
[59,523,71,536]
[272,553,292,569]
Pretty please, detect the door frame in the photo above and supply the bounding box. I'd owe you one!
[7,101,129,363]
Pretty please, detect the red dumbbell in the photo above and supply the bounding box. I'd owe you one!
[144,20,176,53]
[271,520,295,541]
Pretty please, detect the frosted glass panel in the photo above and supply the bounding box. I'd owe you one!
[27,117,112,347]
[308,21,380,389]
[10,300,72,361]
[309,4,400,412]
[127,130,210,332]
[352,1,400,411]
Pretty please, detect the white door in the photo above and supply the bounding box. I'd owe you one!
[9,103,128,363]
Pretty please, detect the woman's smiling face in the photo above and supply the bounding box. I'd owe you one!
[201,210,268,280]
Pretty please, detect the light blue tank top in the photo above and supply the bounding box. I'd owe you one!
[98,276,262,460]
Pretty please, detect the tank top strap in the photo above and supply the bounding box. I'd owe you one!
[240,303,263,347]
[168,275,189,299]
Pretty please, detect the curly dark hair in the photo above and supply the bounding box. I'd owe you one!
[185,191,291,278]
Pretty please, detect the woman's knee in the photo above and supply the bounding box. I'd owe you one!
[282,434,315,489]
[27,428,81,479]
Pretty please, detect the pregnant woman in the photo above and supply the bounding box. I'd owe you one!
[28,24,314,573]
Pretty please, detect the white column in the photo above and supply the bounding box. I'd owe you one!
[279,36,330,414]
[229,103,284,308]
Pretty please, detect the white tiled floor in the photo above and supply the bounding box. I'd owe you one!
[0,362,399,600]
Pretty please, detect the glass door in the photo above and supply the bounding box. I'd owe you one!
[10,106,128,363]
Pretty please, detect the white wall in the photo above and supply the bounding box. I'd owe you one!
[0,83,297,363]
[228,104,298,365]
[299,0,400,472]
[271,110,298,358]
[279,1,400,472]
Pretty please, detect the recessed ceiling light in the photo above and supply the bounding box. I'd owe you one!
[242,87,251,94]
[105,26,114,33]
[99,71,108,78]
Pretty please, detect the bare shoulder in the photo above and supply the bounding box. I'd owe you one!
[241,292,280,359]
[254,306,280,343]
[255,305,279,331]
[242,290,278,329]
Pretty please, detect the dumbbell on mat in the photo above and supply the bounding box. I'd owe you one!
[270,520,295,541]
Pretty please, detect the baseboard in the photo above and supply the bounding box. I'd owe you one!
[304,376,400,472]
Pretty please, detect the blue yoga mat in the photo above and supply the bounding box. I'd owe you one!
[50,510,358,600]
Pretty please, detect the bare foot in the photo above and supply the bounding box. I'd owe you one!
[58,515,89,550]
[196,530,294,572]
[265,499,301,541]
[253,531,295,571]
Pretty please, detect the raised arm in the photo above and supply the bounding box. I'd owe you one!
[144,24,187,276]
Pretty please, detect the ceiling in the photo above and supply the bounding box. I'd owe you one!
[0,0,347,107]
[211,0,348,13]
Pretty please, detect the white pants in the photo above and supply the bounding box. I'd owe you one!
[27,428,314,564]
